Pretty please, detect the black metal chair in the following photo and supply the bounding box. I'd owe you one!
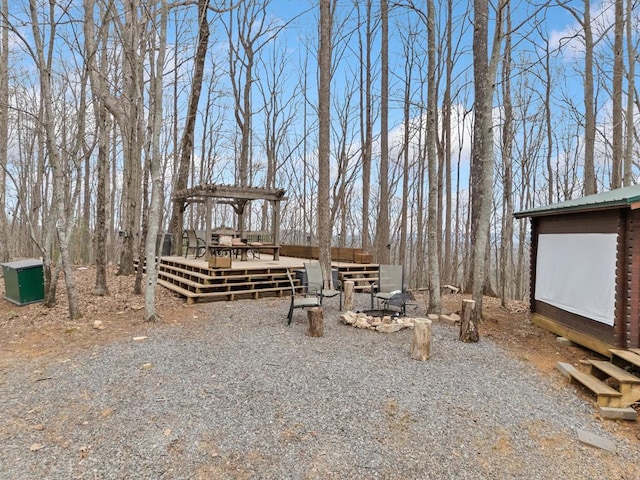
[371,264,405,311]
[286,270,321,325]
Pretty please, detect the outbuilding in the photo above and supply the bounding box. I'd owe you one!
[515,185,640,356]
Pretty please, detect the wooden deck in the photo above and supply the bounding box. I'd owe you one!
[150,255,379,304]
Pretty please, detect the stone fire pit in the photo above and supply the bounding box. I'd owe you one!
[340,310,419,333]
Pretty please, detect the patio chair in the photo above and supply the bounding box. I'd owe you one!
[371,264,405,311]
[286,269,321,325]
[304,261,342,309]
[183,229,206,258]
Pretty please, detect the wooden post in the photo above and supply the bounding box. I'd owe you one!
[307,307,324,337]
[459,299,479,343]
[411,318,432,361]
[343,280,354,311]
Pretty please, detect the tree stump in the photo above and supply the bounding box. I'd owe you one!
[343,280,354,311]
[459,299,479,343]
[411,318,432,361]
[307,307,324,337]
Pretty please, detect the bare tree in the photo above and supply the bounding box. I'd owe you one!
[623,0,635,185]
[143,0,167,322]
[169,0,211,249]
[318,0,333,285]
[464,0,506,341]
[559,0,597,194]
[499,1,513,307]
[356,0,375,253]
[28,0,82,319]
[375,0,390,264]
[0,0,9,261]
[610,0,623,189]
[426,0,441,313]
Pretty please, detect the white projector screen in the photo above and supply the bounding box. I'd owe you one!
[535,233,616,326]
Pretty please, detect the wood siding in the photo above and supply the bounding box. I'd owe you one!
[626,210,640,348]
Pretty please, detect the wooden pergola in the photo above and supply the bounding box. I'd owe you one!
[172,184,287,260]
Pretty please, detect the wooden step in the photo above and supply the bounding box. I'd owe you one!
[159,263,214,283]
[609,349,640,369]
[589,360,640,384]
[157,279,198,304]
[556,362,622,407]
[629,348,640,356]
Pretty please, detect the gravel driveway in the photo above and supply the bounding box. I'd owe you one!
[1,294,638,479]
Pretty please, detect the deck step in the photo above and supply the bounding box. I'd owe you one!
[609,349,640,369]
[556,362,622,408]
[589,360,640,384]
[157,279,198,304]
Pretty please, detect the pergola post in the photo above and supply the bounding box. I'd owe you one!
[272,199,281,260]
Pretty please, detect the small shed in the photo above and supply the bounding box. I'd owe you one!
[515,185,640,356]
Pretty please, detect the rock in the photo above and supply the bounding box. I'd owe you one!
[354,318,371,329]
[340,312,357,325]
[439,314,459,326]
[556,336,574,347]
[376,323,404,333]
[576,429,617,453]
[427,314,440,322]
[93,320,104,330]
[382,315,393,324]
[142,363,153,369]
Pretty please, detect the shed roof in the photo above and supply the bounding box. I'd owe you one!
[514,184,640,218]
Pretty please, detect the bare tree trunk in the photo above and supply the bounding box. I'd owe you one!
[375,0,390,264]
[318,0,333,285]
[29,0,81,319]
[144,0,167,322]
[442,0,454,285]
[426,0,441,313]
[169,0,210,248]
[624,0,635,186]
[583,0,597,194]
[610,0,623,189]
[0,0,9,261]
[361,0,373,253]
[467,0,505,334]
[499,3,513,307]
[399,38,412,267]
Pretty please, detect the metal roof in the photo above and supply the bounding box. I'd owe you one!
[514,184,640,218]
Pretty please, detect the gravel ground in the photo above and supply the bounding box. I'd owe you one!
[1,293,638,479]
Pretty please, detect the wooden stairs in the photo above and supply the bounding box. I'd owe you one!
[557,348,640,420]
[143,258,298,304]
[336,263,379,292]
[140,258,382,305]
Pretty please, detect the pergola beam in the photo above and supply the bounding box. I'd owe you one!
[172,184,287,260]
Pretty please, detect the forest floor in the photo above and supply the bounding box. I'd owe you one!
[1,265,638,448]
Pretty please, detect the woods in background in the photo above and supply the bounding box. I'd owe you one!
[0,0,637,319]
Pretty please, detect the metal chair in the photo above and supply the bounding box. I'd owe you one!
[286,269,321,325]
[183,229,206,258]
[371,264,404,311]
[304,261,342,309]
